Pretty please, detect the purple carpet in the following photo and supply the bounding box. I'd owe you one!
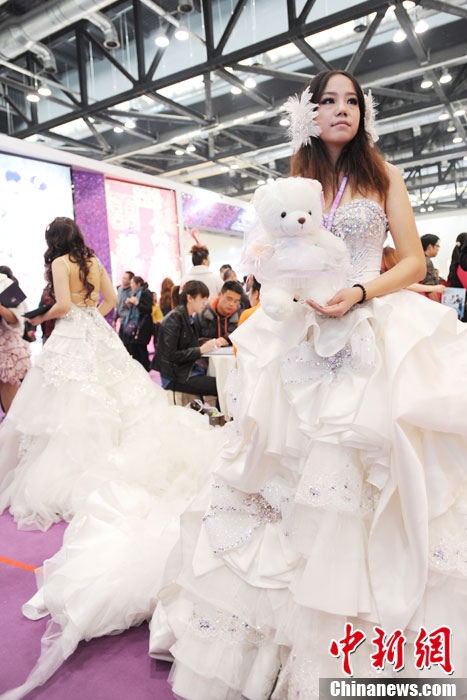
[0,512,174,699]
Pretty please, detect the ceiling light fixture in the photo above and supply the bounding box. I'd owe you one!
[26,92,40,103]
[230,163,239,169]
[392,29,406,43]
[454,108,465,117]
[154,31,170,48]
[438,112,450,121]
[186,143,196,152]
[124,119,136,129]
[113,126,124,133]
[420,77,433,89]
[453,136,463,144]
[447,124,456,133]
[230,86,242,95]
[174,27,189,41]
[427,205,434,211]
[280,117,291,127]
[440,69,452,84]
[257,179,266,185]
[244,77,257,89]
[415,19,429,33]
[37,85,52,97]
[420,207,426,212]
[175,148,184,155]
[402,0,415,8]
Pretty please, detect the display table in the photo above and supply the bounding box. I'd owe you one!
[204,347,236,418]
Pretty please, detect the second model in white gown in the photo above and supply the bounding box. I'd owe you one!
[149,199,467,698]
[0,293,226,699]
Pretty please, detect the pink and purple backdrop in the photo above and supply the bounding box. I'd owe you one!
[105,179,181,293]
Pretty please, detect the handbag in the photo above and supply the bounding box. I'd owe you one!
[123,319,140,340]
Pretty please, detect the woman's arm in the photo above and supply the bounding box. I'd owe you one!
[0,304,18,325]
[406,282,445,294]
[30,259,72,326]
[308,164,426,317]
[98,265,118,317]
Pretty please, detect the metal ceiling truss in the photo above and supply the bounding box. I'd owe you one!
[0,0,466,210]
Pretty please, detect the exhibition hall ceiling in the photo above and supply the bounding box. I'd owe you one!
[0,0,466,212]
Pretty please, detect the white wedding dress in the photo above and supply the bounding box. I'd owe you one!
[0,301,227,699]
[148,200,467,698]
[3,202,467,699]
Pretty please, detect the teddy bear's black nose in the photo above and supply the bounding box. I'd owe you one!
[298,217,306,224]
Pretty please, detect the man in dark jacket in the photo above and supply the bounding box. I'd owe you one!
[194,280,243,346]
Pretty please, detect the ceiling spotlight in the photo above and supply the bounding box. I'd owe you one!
[454,108,465,117]
[453,136,463,144]
[402,0,415,8]
[178,0,194,12]
[230,163,239,169]
[392,29,406,43]
[420,77,433,89]
[415,19,429,33]
[124,119,136,129]
[440,69,452,84]
[257,179,266,185]
[37,84,52,97]
[113,126,124,133]
[427,205,434,211]
[154,31,170,48]
[175,148,184,155]
[438,112,450,121]
[26,92,40,103]
[186,143,196,152]
[280,117,291,127]
[420,207,426,212]
[267,177,274,184]
[174,27,189,41]
[447,123,456,132]
[244,77,257,89]
[230,86,242,95]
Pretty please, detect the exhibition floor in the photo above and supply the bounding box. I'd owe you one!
[0,512,173,699]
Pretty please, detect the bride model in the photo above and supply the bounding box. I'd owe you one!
[0,217,224,532]
[0,217,226,699]
[148,71,467,697]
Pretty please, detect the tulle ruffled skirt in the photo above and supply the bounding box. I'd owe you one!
[149,291,467,699]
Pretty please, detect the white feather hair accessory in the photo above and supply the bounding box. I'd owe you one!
[283,86,321,154]
[364,90,379,145]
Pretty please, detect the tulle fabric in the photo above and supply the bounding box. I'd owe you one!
[150,290,467,699]
[0,304,227,699]
[0,304,224,530]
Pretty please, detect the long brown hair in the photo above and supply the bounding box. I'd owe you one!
[159,277,174,312]
[290,70,389,200]
[44,217,95,300]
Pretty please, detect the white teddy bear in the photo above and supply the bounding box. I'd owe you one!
[243,177,350,320]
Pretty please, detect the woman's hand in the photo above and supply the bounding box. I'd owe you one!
[306,286,363,317]
[200,338,219,354]
[128,296,138,306]
[29,315,44,327]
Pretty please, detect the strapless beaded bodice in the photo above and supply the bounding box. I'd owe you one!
[331,199,387,283]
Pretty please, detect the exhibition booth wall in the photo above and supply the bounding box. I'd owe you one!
[0,134,247,306]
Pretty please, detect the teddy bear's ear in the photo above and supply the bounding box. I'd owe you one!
[252,184,269,210]
[307,179,323,195]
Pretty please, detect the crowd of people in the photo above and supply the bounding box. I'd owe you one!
[1,68,467,700]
